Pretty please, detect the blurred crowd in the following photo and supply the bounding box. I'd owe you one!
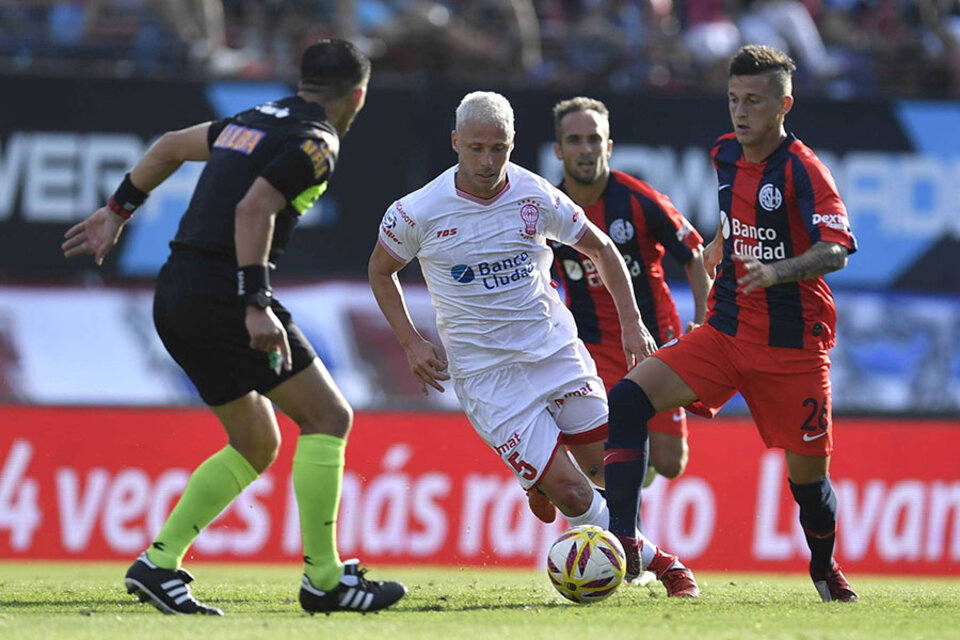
[1,0,959,98]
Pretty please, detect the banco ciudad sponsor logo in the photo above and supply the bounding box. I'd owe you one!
[450,252,534,290]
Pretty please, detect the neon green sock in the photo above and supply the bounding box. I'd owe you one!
[293,433,345,590]
[146,445,258,569]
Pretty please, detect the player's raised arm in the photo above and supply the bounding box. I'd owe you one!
[62,122,214,265]
[571,219,657,366]
[368,242,449,395]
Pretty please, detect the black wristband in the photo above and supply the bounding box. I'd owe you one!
[108,173,149,220]
[237,265,271,297]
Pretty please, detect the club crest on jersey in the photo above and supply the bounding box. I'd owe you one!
[609,219,635,244]
[519,200,540,237]
[758,184,782,212]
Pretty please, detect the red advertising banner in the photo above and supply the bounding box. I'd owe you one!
[0,406,957,575]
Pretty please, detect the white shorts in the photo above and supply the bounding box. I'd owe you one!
[453,341,608,490]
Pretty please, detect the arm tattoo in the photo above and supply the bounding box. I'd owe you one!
[772,242,848,285]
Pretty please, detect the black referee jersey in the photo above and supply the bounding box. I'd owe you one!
[169,95,339,264]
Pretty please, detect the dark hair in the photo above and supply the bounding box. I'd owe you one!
[552,96,610,142]
[300,39,371,99]
[728,45,795,95]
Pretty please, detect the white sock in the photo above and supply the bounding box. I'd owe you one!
[581,489,684,572]
[565,489,606,528]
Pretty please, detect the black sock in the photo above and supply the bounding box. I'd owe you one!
[789,476,838,577]
[603,379,653,538]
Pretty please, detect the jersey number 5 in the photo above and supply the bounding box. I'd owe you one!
[507,452,538,481]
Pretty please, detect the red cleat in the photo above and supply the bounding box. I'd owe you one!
[615,535,642,582]
[526,487,556,523]
[812,561,858,603]
[647,548,701,598]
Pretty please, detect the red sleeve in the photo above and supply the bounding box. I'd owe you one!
[634,186,704,264]
[790,153,857,253]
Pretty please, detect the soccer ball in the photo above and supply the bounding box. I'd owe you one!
[546,524,626,604]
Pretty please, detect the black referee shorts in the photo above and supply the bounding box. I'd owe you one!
[153,251,317,406]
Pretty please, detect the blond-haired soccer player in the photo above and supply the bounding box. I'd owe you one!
[369,91,699,597]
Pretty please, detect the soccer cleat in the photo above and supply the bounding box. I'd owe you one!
[812,561,858,603]
[614,534,643,582]
[300,559,407,614]
[526,487,557,523]
[646,548,700,598]
[124,552,224,615]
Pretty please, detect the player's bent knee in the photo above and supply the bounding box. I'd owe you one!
[232,433,281,473]
[651,456,685,479]
[298,400,353,438]
[650,440,688,479]
[542,477,594,515]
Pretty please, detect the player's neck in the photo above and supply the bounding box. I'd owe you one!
[742,129,788,163]
[562,170,609,207]
[299,91,351,135]
[454,171,509,201]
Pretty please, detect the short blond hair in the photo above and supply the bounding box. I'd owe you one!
[456,91,515,138]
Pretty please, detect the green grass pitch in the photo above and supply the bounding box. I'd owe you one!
[1,562,958,639]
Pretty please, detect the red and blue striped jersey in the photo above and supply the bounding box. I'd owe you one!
[552,170,703,346]
[708,132,858,350]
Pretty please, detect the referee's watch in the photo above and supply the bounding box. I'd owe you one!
[244,289,273,310]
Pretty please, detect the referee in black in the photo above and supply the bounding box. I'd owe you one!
[63,39,406,616]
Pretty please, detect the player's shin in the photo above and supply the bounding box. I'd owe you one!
[148,445,259,569]
[602,379,653,539]
[790,476,839,575]
[293,433,346,591]
[564,488,606,528]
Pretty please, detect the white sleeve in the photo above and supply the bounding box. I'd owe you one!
[540,184,587,246]
[377,199,420,263]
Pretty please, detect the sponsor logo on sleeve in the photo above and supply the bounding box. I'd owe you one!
[812,213,850,232]
[381,209,403,245]
[382,210,397,229]
[395,200,416,227]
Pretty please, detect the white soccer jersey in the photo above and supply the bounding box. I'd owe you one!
[378,162,588,377]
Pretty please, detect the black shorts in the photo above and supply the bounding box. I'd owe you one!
[153,251,317,406]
